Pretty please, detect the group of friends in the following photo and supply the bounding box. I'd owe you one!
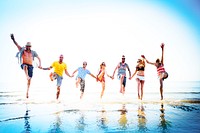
[10,34,168,101]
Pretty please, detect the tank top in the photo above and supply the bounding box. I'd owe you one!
[118,62,128,76]
[157,65,165,75]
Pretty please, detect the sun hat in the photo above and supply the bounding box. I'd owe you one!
[25,42,31,47]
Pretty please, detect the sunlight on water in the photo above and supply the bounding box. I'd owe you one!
[0,81,200,132]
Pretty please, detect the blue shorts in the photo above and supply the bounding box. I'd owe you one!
[21,64,33,78]
[55,73,63,87]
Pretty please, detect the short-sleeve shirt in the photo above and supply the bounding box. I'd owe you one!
[51,61,67,76]
[76,67,91,80]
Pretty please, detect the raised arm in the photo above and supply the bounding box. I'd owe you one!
[10,34,22,51]
[145,58,155,65]
[161,43,164,65]
[141,55,154,65]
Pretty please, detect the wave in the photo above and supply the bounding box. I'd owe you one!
[0,116,30,123]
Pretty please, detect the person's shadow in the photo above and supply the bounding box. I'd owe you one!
[137,103,148,132]
[118,104,128,130]
[158,102,171,132]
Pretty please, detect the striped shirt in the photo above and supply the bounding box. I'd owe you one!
[157,65,165,75]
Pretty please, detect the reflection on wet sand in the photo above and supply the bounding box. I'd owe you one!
[158,102,171,132]
[118,104,128,130]
[23,104,31,133]
[137,103,148,132]
[76,111,86,132]
[97,107,108,130]
[48,112,63,133]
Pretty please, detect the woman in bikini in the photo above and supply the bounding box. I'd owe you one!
[129,58,145,100]
[97,62,112,99]
[143,43,168,100]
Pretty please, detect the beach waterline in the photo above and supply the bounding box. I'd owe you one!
[0,81,200,132]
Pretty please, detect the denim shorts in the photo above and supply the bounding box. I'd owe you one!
[55,73,63,87]
[21,64,33,78]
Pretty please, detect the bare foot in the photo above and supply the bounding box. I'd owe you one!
[26,93,29,99]
[161,96,163,100]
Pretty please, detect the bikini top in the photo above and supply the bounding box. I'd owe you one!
[136,66,145,71]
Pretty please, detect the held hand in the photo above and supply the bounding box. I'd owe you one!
[38,66,42,69]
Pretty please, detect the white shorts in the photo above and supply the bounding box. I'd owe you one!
[136,75,145,81]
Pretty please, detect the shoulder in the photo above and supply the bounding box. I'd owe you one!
[86,69,91,73]
[52,61,58,65]
[62,62,67,67]
[78,67,82,70]
[117,62,121,67]
[31,50,38,57]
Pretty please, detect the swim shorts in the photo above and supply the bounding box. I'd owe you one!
[21,64,33,78]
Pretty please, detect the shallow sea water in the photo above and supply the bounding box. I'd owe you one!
[0,81,200,133]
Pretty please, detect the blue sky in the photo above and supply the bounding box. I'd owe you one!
[0,0,200,87]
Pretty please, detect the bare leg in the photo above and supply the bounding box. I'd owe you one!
[136,79,141,99]
[56,86,61,100]
[100,82,105,99]
[80,92,84,99]
[76,78,81,88]
[23,65,30,80]
[120,76,124,93]
[140,80,145,100]
[122,86,125,95]
[26,79,31,98]
[159,79,163,100]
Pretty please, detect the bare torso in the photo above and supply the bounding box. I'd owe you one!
[22,50,33,65]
